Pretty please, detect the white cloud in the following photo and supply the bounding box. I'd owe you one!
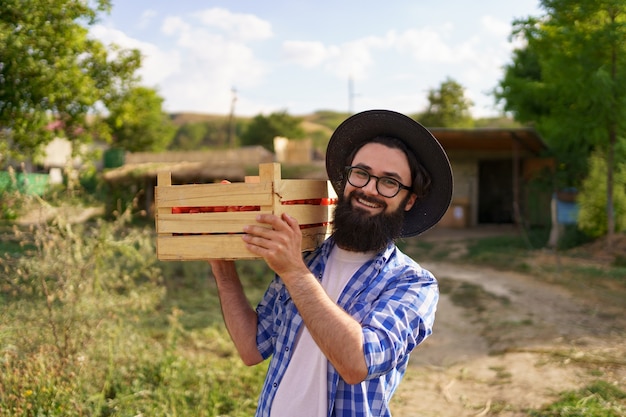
[90,24,180,88]
[282,41,328,68]
[138,9,157,29]
[281,36,384,81]
[193,8,273,42]
[161,16,188,36]
[91,9,274,113]
[159,14,267,87]
[481,15,512,37]
[91,3,537,117]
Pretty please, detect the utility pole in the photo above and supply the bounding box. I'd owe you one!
[348,75,359,115]
[348,75,354,114]
[227,87,237,148]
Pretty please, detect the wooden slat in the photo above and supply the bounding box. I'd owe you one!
[157,234,260,260]
[157,171,172,186]
[156,182,273,207]
[276,179,337,201]
[157,225,332,261]
[158,211,271,234]
[280,205,334,225]
[301,225,333,250]
[258,163,281,182]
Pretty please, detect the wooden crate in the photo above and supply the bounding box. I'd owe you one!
[155,163,337,260]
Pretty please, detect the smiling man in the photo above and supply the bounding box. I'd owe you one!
[209,109,453,417]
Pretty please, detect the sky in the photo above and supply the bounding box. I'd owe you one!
[91,1,544,118]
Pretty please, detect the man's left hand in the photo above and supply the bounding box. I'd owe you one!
[242,213,309,279]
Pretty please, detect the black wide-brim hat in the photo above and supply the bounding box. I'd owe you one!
[326,109,453,237]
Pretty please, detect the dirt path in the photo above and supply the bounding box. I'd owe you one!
[390,260,626,417]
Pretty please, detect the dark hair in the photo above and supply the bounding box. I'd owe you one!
[345,136,432,199]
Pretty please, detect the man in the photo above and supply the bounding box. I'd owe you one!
[209,109,453,416]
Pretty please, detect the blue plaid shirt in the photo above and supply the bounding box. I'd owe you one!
[253,238,439,417]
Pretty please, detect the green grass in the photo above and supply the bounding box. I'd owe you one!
[462,229,549,270]
[0,209,268,416]
[438,277,510,312]
[529,381,626,417]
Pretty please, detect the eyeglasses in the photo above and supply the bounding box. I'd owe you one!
[344,166,412,198]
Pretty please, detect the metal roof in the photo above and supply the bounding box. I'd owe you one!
[428,128,547,155]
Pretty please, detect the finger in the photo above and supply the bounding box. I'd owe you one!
[255,213,285,229]
[243,224,273,238]
[281,213,300,230]
[241,233,267,248]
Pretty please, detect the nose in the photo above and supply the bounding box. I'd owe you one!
[362,178,380,196]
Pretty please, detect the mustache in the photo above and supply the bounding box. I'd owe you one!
[348,190,387,209]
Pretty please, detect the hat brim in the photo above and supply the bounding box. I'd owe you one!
[325,110,453,237]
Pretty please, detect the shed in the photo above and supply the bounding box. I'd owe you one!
[429,128,553,228]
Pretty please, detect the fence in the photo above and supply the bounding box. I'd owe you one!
[0,172,49,196]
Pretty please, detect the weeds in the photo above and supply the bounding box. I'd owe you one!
[0,204,266,416]
[529,380,626,417]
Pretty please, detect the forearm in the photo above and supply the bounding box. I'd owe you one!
[239,212,368,380]
[210,261,264,366]
[284,271,368,384]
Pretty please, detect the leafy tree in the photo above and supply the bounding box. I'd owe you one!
[105,86,175,152]
[0,0,148,161]
[578,150,626,237]
[417,78,474,128]
[203,119,236,148]
[495,0,626,242]
[170,122,210,151]
[169,119,244,151]
[240,110,305,152]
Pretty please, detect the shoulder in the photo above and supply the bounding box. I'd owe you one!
[382,244,436,284]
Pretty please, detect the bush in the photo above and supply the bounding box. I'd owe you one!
[578,151,626,237]
[0,202,268,416]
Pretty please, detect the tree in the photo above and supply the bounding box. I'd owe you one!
[495,0,626,244]
[170,122,210,151]
[105,86,175,152]
[240,111,305,152]
[578,150,626,237]
[0,0,143,161]
[417,78,474,128]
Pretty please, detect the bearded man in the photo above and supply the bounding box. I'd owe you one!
[209,110,453,417]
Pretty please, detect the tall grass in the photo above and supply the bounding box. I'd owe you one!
[0,207,267,416]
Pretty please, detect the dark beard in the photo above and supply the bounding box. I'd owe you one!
[331,190,407,252]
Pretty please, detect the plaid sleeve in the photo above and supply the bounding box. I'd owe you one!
[360,267,439,379]
[255,275,281,360]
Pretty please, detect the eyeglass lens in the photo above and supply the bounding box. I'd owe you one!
[347,167,401,197]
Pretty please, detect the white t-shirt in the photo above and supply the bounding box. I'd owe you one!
[270,246,374,416]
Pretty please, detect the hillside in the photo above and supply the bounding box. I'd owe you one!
[169,110,521,130]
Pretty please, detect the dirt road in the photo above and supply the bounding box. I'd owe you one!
[389,234,626,416]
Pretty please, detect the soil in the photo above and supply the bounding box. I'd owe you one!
[390,227,626,417]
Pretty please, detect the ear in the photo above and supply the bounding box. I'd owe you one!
[404,193,418,211]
